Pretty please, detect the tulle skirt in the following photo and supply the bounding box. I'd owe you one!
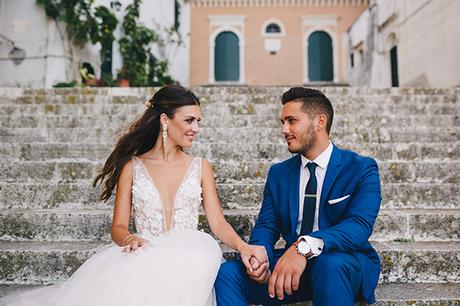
[0,229,222,306]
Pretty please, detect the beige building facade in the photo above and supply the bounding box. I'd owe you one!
[346,0,460,88]
[189,0,368,86]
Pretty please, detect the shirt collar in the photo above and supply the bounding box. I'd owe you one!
[301,141,333,170]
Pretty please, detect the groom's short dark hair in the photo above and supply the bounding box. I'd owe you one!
[281,87,334,134]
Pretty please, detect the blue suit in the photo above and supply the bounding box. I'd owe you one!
[216,145,382,305]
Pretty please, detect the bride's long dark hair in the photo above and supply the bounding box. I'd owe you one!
[93,84,200,202]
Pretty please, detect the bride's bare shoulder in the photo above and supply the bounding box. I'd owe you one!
[200,158,215,178]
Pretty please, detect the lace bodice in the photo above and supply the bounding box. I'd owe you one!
[131,156,202,238]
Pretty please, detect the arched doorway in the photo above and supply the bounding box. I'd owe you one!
[214,31,239,81]
[308,31,333,82]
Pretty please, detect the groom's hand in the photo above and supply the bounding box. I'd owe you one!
[247,257,270,284]
[268,245,307,300]
[240,244,268,272]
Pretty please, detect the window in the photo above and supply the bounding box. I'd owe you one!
[265,23,281,34]
[261,19,285,38]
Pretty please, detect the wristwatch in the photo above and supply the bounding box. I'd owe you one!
[294,240,314,259]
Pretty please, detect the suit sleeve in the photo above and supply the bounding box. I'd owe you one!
[309,157,381,253]
[249,167,281,264]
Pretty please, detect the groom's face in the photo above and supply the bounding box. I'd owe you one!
[280,101,318,154]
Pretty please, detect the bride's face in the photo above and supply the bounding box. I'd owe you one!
[166,105,201,148]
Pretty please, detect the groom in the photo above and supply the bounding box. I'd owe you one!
[215,87,381,306]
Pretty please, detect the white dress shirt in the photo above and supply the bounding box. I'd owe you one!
[296,141,333,257]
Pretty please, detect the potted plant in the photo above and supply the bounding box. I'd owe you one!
[117,67,130,87]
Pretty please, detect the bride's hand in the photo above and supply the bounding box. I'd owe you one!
[122,234,148,253]
[238,243,268,272]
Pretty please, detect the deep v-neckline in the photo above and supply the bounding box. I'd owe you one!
[134,156,197,232]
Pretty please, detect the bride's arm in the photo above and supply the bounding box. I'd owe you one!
[111,160,146,251]
[201,159,267,267]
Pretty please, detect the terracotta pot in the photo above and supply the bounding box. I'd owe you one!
[118,78,130,87]
[83,79,98,86]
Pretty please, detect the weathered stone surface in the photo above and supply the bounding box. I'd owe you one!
[3,113,456,129]
[0,182,101,209]
[2,159,458,186]
[1,181,458,210]
[372,209,460,242]
[409,211,460,241]
[2,125,458,144]
[377,241,460,283]
[1,86,455,99]
[0,143,112,161]
[0,87,458,289]
[0,161,98,182]
[1,208,456,243]
[1,142,457,162]
[283,283,460,306]
[0,241,458,284]
[0,241,101,284]
[2,283,458,305]
[381,183,459,209]
[371,213,408,242]
[0,210,112,241]
[199,212,257,241]
[371,282,460,306]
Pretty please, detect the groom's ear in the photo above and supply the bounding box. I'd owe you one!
[314,114,327,132]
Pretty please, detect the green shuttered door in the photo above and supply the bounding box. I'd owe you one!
[308,31,333,82]
[390,46,399,87]
[215,32,239,81]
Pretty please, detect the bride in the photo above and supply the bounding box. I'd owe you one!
[0,84,266,306]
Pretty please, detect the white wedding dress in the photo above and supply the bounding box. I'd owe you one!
[1,156,222,306]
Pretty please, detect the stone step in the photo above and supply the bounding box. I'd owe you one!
[370,283,460,306]
[1,126,458,144]
[0,182,458,210]
[1,283,459,306]
[0,209,458,242]
[287,283,460,306]
[0,241,458,285]
[2,85,459,98]
[1,97,458,117]
[3,87,458,103]
[1,114,458,129]
[190,141,460,162]
[3,90,457,106]
[1,160,458,185]
[0,283,458,306]
[0,142,457,162]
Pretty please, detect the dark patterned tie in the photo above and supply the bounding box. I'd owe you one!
[300,162,317,236]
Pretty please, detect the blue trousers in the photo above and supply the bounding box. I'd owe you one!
[215,251,363,306]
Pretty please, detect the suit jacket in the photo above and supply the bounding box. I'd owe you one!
[249,145,382,304]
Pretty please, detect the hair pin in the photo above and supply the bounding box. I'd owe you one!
[145,100,153,108]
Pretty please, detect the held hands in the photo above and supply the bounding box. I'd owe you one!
[238,243,269,281]
[247,256,270,284]
[122,233,148,253]
[238,243,270,284]
[268,244,307,300]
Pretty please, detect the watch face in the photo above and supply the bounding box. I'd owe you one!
[298,241,310,254]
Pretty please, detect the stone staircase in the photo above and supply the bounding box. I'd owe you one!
[0,87,459,305]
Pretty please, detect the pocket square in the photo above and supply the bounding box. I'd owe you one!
[328,195,350,205]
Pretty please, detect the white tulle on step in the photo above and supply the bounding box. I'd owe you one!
[0,229,222,306]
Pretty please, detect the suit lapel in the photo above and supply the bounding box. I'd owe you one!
[320,145,342,213]
[288,154,301,237]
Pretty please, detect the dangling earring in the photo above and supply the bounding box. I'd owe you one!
[162,123,168,144]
